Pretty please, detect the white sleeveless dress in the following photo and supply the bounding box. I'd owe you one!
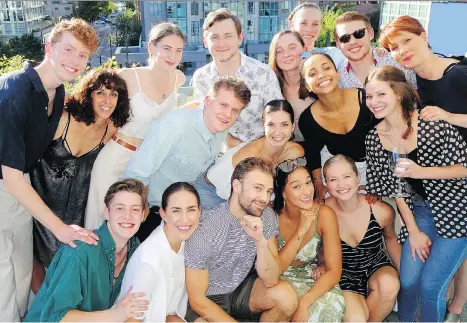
[84,69,178,229]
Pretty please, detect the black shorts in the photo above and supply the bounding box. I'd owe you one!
[185,271,261,322]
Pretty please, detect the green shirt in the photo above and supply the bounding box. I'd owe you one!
[25,221,139,322]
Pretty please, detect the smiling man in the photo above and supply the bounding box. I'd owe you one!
[123,76,251,242]
[0,18,98,321]
[334,11,417,89]
[192,8,283,148]
[185,157,298,322]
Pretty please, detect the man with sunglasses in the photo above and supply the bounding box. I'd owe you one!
[334,11,417,89]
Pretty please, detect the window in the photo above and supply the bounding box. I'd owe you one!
[259,16,278,42]
[167,2,187,19]
[281,1,290,11]
[64,6,71,10]
[52,1,60,4]
[259,2,279,16]
[17,11,23,21]
[248,1,255,14]
[149,1,163,16]
[191,20,199,35]
[191,2,199,15]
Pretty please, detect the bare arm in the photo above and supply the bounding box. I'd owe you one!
[299,206,341,308]
[374,201,401,271]
[62,308,121,322]
[255,237,281,287]
[185,267,236,322]
[1,166,98,247]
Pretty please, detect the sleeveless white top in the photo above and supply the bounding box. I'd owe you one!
[207,142,247,200]
[119,69,178,139]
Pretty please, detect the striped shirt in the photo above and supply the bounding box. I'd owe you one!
[185,202,279,295]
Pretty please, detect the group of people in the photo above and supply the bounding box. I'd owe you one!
[1,2,466,323]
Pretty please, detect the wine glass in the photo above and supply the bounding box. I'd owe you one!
[389,147,410,198]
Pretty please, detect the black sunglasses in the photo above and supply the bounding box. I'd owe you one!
[338,28,366,44]
[277,157,307,173]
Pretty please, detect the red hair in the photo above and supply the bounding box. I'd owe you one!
[379,15,426,52]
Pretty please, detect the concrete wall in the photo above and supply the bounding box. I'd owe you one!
[428,2,467,56]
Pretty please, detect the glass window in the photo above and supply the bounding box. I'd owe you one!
[191,2,199,15]
[248,1,255,14]
[191,20,199,35]
[259,2,279,16]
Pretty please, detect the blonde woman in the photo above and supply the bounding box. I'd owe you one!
[85,23,186,229]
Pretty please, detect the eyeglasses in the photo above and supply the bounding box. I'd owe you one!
[338,28,366,44]
[277,157,307,173]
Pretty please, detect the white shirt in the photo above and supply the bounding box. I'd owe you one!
[192,51,283,143]
[337,48,418,89]
[117,223,187,322]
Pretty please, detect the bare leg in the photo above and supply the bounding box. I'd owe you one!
[449,259,467,315]
[31,258,45,294]
[249,279,298,322]
[166,315,185,322]
[342,291,369,322]
[367,266,400,322]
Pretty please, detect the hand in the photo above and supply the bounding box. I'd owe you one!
[291,301,310,322]
[240,215,265,242]
[365,192,381,204]
[408,230,432,262]
[312,264,327,281]
[314,180,328,204]
[420,105,450,122]
[53,223,99,248]
[297,208,318,237]
[394,158,425,179]
[114,288,149,320]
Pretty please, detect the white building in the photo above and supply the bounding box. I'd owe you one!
[0,1,46,36]
[45,0,75,18]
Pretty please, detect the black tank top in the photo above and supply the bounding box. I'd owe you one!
[30,113,108,267]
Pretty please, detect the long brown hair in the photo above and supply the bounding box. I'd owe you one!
[365,65,421,139]
[268,30,310,100]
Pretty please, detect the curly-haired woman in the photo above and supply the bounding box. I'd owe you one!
[29,68,130,291]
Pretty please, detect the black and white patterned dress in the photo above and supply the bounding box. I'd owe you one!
[365,116,467,243]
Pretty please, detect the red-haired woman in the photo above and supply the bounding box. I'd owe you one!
[364,65,467,322]
[379,15,467,322]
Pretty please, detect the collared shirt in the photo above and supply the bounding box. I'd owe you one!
[338,48,418,89]
[124,107,227,207]
[0,62,64,179]
[192,51,283,143]
[24,221,139,322]
[185,202,279,296]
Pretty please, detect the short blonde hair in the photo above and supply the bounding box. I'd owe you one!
[48,18,98,53]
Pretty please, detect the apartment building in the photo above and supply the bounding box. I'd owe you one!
[115,0,300,74]
[0,1,46,36]
[380,1,467,56]
[45,0,75,18]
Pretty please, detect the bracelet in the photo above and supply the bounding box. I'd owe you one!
[312,176,323,180]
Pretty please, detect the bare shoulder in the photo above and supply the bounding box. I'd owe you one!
[234,140,260,160]
[175,69,186,89]
[285,141,304,158]
[317,204,338,235]
[370,199,395,228]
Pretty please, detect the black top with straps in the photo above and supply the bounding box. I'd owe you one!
[340,207,393,296]
[298,88,380,171]
[30,113,108,267]
[417,61,467,141]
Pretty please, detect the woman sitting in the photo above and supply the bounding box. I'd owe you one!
[365,65,467,322]
[299,53,379,203]
[273,157,345,322]
[323,154,401,322]
[194,99,304,209]
[118,182,201,322]
[30,68,130,290]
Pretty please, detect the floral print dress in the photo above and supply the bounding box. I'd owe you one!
[278,231,345,322]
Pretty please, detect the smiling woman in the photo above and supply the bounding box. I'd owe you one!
[298,53,379,203]
[29,68,131,292]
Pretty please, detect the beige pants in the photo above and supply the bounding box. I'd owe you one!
[84,140,136,229]
[0,175,33,322]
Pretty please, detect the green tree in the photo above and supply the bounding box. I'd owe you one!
[0,33,43,61]
[76,1,115,22]
[115,8,142,66]
[0,55,28,76]
[316,4,353,48]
